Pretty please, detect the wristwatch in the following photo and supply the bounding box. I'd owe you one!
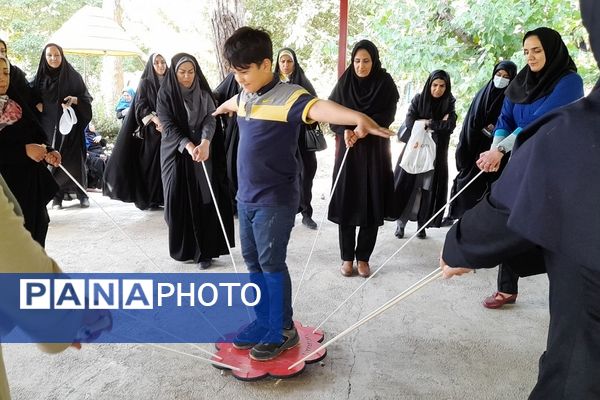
[497,145,507,154]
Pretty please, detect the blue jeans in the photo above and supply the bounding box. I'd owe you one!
[237,202,295,330]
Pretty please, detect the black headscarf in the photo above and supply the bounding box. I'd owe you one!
[158,53,215,137]
[478,61,518,120]
[415,69,454,120]
[33,43,93,109]
[141,53,168,94]
[505,27,577,104]
[274,48,316,96]
[329,40,399,127]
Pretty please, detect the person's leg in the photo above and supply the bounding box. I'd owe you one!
[355,225,378,277]
[355,226,378,262]
[249,205,299,360]
[300,150,317,229]
[339,224,356,276]
[483,263,519,309]
[233,203,270,348]
[395,217,407,238]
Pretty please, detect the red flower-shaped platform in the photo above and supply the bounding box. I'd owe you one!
[212,321,326,381]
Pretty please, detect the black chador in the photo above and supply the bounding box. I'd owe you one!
[156,53,234,263]
[448,61,517,219]
[33,43,92,202]
[104,54,167,210]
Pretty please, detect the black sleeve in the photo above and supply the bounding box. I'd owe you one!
[442,194,538,270]
[429,98,457,133]
[400,95,420,142]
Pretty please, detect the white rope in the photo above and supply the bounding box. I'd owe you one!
[292,147,351,307]
[201,160,239,273]
[119,310,222,360]
[289,268,443,370]
[313,169,485,333]
[57,163,228,345]
[58,164,165,273]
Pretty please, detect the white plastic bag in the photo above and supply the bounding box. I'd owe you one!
[399,119,436,174]
[59,106,78,135]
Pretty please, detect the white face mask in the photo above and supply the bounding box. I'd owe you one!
[493,75,510,89]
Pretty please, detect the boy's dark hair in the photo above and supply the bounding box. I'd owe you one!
[224,27,273,69]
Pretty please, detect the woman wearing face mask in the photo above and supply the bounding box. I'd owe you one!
[393,70,457,239]
[328,40,399,278]
[444,61,517,224]
[104,53,169,210]
[0,55,61,247]
[274,48,319,230]
[156,53,234,270]
[33,43,93,209]
[477,28,584,310]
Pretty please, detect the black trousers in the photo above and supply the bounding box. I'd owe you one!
[299,148,317,218]
[339,225,379,262]
[497,263,520,294]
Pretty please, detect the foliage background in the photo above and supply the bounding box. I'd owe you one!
[1,0,595,138]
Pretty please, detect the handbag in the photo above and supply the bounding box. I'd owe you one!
[399,120,436,174]
[304,123,327,152]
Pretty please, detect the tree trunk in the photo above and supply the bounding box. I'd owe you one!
[101,0,124,118]
[211,0,245,81]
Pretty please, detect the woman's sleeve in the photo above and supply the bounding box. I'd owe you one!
[135,80,156,126]
[428,98,457,133]
[156,92,191,152]
[531,73,584,120]
[400,95,420,142]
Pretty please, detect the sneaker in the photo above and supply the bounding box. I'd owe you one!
[52,199,63,210]
[302,216,317,230]
[79,197,90,208]
[250,325,300,361]
[232,320,269,350]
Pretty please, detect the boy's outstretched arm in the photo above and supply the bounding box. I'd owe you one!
[307,99,395,139]
[212,95,239,117]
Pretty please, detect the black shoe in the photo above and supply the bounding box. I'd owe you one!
[394,226,404,239]
[440,217,455,227]
[52,199,63,210]
[250,325,299,361]
[197,259,212,270]
[417,228,427,239]
[79,197,90,208]
[232,320,269,350]
[302,216,318,230]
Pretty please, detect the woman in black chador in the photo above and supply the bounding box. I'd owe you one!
[156,53,234,269]
[393,70,457,239]
[274,47,320,230]
[446,61,517,222]
[213,72,240,214]
[328,40,399,278]
[33,43,92,209]
[0,55,60,247]
[103,53,168,210]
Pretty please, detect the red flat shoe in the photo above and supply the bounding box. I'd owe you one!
[482,291,517,309]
